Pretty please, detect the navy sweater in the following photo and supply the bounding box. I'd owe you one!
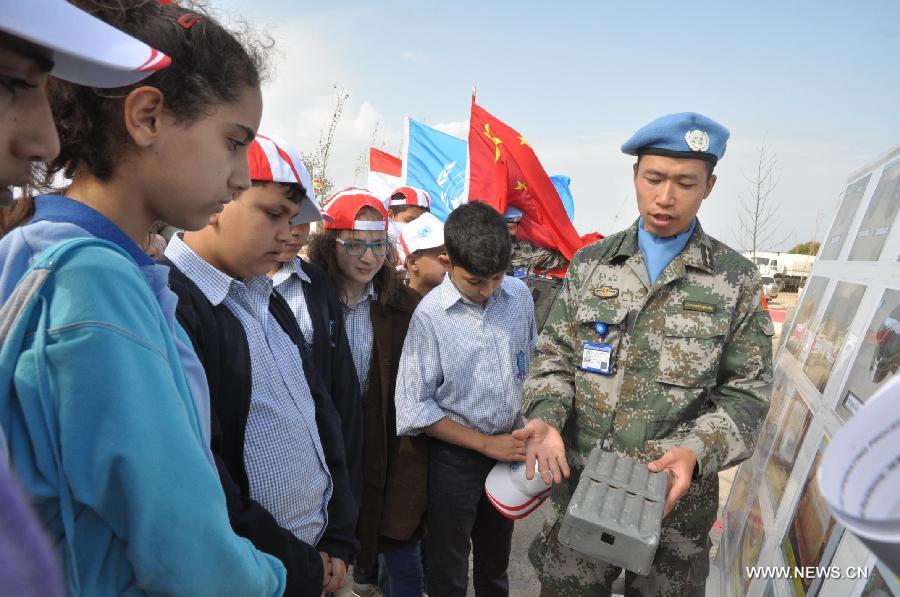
[162,259,359,597]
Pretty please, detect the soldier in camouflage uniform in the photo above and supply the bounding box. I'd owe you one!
[505,206,569,277]
[513,113,773,596]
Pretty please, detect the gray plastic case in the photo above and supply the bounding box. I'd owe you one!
[557,448,667,575]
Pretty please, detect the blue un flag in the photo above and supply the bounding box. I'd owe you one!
[402,118,468,222]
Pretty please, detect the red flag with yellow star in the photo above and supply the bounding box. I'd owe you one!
[467,101,584,260]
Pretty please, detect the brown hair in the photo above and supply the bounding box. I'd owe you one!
[307,207,401,307]
[0,194,36,238]
[38,0,270,187]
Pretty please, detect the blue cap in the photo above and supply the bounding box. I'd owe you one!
[621,112,730,164]
[504,206,523,220]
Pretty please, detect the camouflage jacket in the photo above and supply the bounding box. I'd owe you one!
[509,239,569,276]
[523,220,773,536]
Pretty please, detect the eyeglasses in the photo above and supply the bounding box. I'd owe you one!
[336,238,389,257]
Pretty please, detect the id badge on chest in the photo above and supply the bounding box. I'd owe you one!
[581,342,614,375]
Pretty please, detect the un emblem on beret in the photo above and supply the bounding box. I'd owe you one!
[685,130,710,152]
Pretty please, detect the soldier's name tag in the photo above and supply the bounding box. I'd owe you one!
[581,342,613,375]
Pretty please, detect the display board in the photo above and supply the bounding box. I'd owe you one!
[717,144,900,596]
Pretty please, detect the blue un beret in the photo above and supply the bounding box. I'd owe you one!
[621,112,730,164]
[503,206,523,220]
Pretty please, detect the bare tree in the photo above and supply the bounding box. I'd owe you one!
[735,139,785,260]
[305,85,350,203]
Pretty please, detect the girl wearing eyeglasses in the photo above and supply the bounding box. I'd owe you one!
[308,187,428,596]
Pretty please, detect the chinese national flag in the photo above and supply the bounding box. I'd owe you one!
[467,101,584,260]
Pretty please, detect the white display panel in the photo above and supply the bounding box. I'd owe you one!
[718,144,900,596]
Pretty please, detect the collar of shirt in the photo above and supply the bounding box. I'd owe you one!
[637,217,697,284]
[165,233,274,306]
[271,258,311,287]
[437,272,511,311]
[31,195,152,267]
[344,281,377,311]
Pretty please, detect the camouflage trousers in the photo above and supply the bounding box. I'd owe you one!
[530,513,710,597]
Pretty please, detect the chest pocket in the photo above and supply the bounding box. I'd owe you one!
[656,311,730,387]
[574,300,631,370]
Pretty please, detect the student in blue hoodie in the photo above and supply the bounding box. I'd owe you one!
[0,1,286,594]
[0,2,177,595]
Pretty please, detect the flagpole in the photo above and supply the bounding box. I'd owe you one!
[471,83,476,106]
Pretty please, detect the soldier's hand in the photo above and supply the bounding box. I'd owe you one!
[512,419,570,485]
[647,447,698,518]
[482,433,526,462]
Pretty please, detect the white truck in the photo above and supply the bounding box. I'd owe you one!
[742,251,816,291]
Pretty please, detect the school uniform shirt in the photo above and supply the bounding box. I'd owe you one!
[344,282,377,392]
[272,259,315,350]
[273,258,364,508]
[395,274,537,436]
[165,234,332,546]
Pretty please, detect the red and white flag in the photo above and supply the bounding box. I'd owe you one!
[367,148,402,203]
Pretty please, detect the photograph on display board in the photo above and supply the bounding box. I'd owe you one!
[785,276,830,358]
[764,390,813,512]
[802,282,867,392]
[740,496,766,596]
[723,458,758,570]
[758,369,793,459]
[820,174,872,260]
[782,438,844,597]
[730,539,744,597]
[837,289,900,420]
[848,158,900,261]
[857,559,900,596]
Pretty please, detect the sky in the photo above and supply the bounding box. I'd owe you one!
[216,0,900,251]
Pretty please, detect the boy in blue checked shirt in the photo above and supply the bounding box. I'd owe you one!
[395,202,537,597]
[162,135,358,596]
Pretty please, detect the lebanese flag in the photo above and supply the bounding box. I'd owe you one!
[467,101,585,260]
[367,147,402,202]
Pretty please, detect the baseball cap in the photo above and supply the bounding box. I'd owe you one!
[485,460,552,520]
[398,212,444,263]
[388,186,431,209]
[1,0,171,88]
[247,134,321,226]
[322,187,389,231]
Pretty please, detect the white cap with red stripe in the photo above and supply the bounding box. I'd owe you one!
[485,460,552,520]
[321,187,389,231]
[388,186,431,209]
[1,0,171,88]
[247,134,321,226]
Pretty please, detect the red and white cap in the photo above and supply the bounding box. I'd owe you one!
[398,212,444,264]
[485,461,552,520]
[322,187,389,231]
[247,133,321,226]
[388,186,431,209]
[1,0,171,88]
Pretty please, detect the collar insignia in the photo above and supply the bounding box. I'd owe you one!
[701,245,713,269]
